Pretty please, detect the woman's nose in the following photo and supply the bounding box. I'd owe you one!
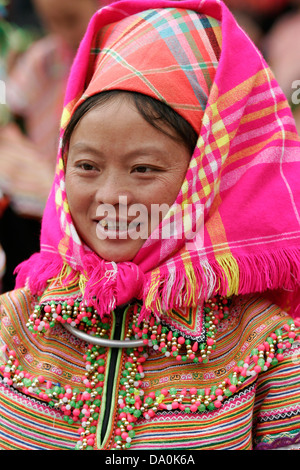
[94,171,133,207]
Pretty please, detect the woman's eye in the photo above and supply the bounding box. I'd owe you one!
[78,163,96,171]
[133,166,152,173]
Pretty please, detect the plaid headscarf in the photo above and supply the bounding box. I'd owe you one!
[16,0,300,321]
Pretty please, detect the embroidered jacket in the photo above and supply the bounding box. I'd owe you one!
[0,289,299,450]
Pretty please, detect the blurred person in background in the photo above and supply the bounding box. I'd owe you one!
[263,0,300,134]
[0,0,99,292]
[222,0,290,48]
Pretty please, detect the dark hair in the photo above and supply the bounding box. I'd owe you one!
[62,90,198,156]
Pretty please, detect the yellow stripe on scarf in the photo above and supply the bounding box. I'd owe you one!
[216,254,240,296]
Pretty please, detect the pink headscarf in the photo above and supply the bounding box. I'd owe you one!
[16,0,300,320]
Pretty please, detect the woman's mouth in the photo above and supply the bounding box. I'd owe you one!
[95,218,143,240]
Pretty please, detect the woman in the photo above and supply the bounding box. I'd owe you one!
[0,0,300,450]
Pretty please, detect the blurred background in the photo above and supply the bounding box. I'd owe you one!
[0,0,300,293]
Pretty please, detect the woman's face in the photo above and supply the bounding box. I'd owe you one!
[65,96,191,262]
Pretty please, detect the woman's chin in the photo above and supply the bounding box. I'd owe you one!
[89,238,144,263]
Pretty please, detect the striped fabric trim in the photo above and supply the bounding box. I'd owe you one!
[0,381,78,450]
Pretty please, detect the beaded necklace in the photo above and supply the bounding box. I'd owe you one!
[1,296,299,450]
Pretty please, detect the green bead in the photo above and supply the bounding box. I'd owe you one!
[198,404,206,412]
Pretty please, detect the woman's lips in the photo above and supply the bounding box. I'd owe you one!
[95,218,143,239]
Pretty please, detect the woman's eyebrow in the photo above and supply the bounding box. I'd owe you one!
[69,142,100,154]
[69,142,168,159]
